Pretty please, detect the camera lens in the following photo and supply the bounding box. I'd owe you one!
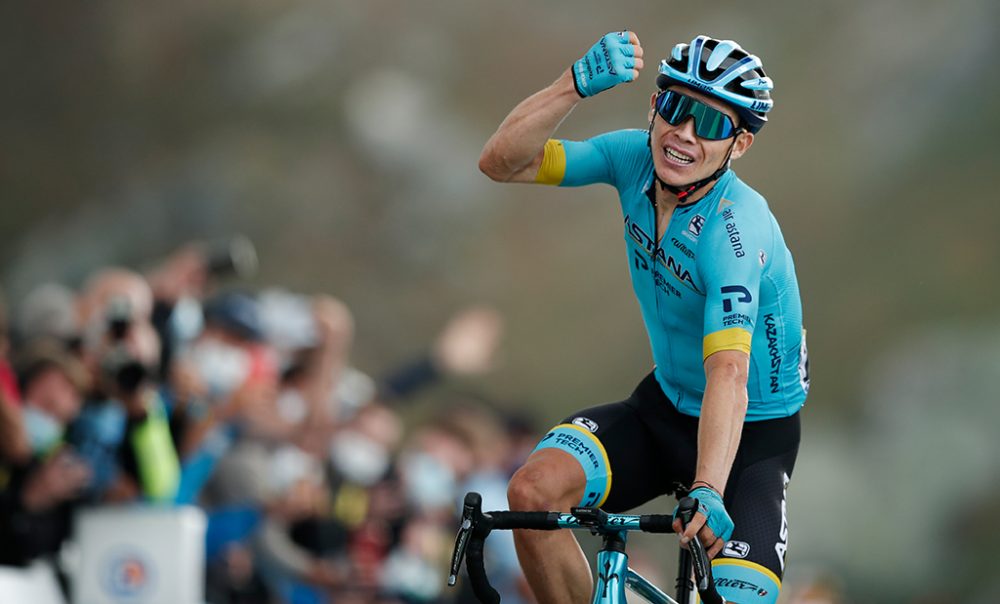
[115,361,148,394]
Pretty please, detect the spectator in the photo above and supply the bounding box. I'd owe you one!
[266,294,355,437]
[77,267,155,330]
[0,290,30,463]
[111,321,181,502]
[444,402,530,604]
[147,238,258,380]
[15,283,79,350]
[0,247,518,604]
[0,339,90,566]
[68,267,180,504]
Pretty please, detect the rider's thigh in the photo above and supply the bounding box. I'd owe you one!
[522,377,686,513]
[711,454,792,604]
[713,414,800,604]
[508,448,586,512]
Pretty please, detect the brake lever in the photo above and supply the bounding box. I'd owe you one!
[676,497,713,594]
[449,492,482,586]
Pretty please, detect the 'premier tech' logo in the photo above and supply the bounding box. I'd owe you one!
[720,285,752,312]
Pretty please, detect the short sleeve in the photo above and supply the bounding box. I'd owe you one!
[535,130,643,188]
[699,200,772,359]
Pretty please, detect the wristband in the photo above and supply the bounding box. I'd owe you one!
[690,480,722,495]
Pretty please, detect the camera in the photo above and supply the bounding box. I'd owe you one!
[99,297,149,395]
[205,236,258,279]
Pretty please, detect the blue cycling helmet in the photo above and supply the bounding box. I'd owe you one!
[656,35,773,133]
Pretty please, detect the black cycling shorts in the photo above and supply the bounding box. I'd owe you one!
[532,372,800,603]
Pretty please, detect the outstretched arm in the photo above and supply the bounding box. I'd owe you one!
[479,31,643,183]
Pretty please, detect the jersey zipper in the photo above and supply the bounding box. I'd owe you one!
[648,184,666,388]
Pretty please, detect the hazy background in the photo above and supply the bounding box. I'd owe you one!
[2,0,998,601]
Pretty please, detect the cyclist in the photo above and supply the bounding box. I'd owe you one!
[479,32,807,604]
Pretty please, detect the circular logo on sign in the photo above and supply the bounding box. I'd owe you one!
[101,548,155,600]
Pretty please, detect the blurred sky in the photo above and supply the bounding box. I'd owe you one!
[2,0,999,599]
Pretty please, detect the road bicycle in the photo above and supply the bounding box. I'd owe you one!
[448,492,727,604]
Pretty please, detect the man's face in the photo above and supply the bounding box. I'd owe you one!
[648,85,754,188]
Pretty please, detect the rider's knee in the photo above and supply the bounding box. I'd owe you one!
[508,465,551,511]
[507,458,582,512]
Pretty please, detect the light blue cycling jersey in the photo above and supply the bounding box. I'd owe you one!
[535,129,808,421]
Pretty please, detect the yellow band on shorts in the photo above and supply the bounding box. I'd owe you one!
[698,558,781,604]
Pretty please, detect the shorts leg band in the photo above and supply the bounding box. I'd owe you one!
[708,559,781,604]
[531,423,612,508]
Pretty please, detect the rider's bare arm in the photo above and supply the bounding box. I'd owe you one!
[478,69,581,184]
[679,349,749,557]
[479,32,643,184]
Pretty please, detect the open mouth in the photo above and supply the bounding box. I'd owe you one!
[663,146,695,166]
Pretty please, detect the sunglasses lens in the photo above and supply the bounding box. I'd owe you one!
[656,91,736,140]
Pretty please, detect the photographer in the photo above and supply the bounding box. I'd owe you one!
[70,282,180,503]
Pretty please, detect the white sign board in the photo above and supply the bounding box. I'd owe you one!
[73,505,206,604]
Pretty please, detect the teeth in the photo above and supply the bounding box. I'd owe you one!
[665,147,694,164]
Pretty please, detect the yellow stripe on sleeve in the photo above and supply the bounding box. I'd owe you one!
[534,139,567,185]
[703,327,752,359]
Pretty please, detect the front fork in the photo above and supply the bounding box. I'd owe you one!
[592,531,629,604]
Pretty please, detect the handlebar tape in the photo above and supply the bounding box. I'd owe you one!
[638,514,676,533]
[491,512,562,530]
[467,525,501,604]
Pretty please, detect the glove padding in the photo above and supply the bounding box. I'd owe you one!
[675,486,734,543]
[571,31,637,98]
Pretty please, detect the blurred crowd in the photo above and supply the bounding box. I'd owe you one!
[0,238,539,604]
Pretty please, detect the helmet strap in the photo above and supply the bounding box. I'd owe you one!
[647,117,743,205]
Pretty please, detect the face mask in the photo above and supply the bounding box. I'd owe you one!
[168,296,204,344]
[22,405,65,454]
[334,368,376,419]
[276,389,308,424]
[329,431,390,487]
[401,451,456,510]
[379,548,442,600]
[185,339,250,399]
[268,445,320,496]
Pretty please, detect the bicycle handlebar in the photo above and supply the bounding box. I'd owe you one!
[449,492,725,604]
